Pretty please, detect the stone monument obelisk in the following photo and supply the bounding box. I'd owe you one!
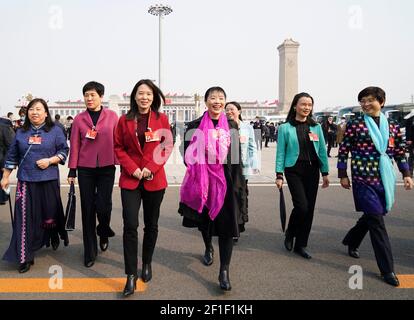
[278,39,300,114]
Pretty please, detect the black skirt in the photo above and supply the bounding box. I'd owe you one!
[179,167,240,238]
[2,180,68,264]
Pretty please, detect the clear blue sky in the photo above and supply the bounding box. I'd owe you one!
[1,0,413,115]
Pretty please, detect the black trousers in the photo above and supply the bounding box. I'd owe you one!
[343,213,394,274]
[285,161,320,248]
[408,145,414,176]
[121,184,165,276]
[327,133,335,156]
[77,166,115,263]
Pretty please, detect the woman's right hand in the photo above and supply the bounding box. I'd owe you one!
[67,177,76,184]
[132,168,142,180]
[275,178,283,190]
[1,177,9,191]
[340,177,351,190]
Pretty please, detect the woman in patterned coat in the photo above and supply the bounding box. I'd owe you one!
[337,87,413,287]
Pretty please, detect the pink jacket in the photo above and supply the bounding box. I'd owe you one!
[68,108,119,169]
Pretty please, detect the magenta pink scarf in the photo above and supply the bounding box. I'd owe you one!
[180,112,231,221]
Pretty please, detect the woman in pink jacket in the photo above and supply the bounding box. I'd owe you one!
[67,81,118,268]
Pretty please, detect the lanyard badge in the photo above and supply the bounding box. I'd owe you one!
[145,128,160,142]
[308,132,319,142]
[86,126,98,140]
[28,135,42,145]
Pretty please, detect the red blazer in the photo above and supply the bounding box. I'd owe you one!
[114,111,173,191]
[68,108,119,169]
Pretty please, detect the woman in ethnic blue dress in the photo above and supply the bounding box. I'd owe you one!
[337,87,413,287]
[1,99,69,273]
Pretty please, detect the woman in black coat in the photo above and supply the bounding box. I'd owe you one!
[178,86,246,291]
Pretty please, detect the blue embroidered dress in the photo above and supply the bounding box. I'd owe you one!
[3,124,69,264]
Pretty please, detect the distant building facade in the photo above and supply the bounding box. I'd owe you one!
[16,94,280,124]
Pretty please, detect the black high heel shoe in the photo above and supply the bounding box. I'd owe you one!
[141,264,152,283]
[123,275,138,297]
[219,269,232,291]
[18,260,34,273]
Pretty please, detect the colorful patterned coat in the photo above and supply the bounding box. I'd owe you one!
[337,115,409,214]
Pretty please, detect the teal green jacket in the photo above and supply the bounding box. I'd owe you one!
[275,122,329,174]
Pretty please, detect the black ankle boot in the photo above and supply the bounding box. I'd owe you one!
[18,260,34,273]
[51,232,60,251]
[123,275,137,297]
[203,247,214,266]
[219,269,232,291]
[141,264,152,283]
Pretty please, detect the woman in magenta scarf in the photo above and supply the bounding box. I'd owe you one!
[179,87,246,291]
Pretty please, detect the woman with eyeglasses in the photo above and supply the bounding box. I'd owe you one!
[338,87,413,287]
[114,79,174,297]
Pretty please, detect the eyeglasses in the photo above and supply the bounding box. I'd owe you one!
[359,98,377,106]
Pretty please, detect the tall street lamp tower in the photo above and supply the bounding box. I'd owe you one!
[148,4,173,90]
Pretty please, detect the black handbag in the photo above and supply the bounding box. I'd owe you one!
[64,182,76,231]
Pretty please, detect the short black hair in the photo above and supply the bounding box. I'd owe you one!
[358,87,386,105]
[82,81,105,97]
[204,86,226,103]
[7,112,13,118]
[55,114,60,120]
[18,107,26,117]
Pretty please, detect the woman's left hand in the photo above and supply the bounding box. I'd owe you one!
[403,176,414,190]
[36,158,51,170]
[322,176,330,189]
[141,167,152,180]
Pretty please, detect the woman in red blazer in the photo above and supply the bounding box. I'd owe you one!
[114,79,173,297]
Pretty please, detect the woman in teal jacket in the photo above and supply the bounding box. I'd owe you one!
[275,92,329,259]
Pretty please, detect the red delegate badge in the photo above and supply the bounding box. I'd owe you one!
[28,136,42,145]
[86,128,97,140]
[145,130,160,142]
[308,133,319,142]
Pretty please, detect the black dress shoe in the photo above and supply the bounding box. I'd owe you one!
[203,247,214,266]
[382,272,400,287]
[348,247,360,259]
[218,269,232,291]
[99,237,109,252]
[84,260,95,268]
[18,260,34,273]
[284,232,294,252]
[294,247,312,259]
[141,264,152,283]
[51,234,60,251]
[123,275,138,297]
